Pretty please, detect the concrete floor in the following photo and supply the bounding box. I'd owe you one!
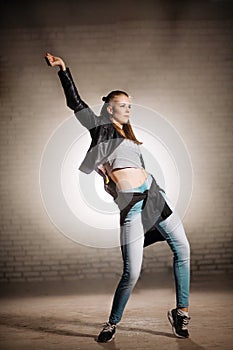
[0,274,232,350]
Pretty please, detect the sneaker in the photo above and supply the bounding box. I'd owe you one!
[167,308,191,338]
[97,322,116,342]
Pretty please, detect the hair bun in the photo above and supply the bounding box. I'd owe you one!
[102,96,107,102]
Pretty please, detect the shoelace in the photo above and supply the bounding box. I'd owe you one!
[181,316,190,330]
[102,322,116,332]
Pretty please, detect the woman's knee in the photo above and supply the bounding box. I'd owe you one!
[122,268,141,286]
[175,239,190,261]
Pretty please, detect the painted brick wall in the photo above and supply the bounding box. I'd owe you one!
[0,1,232,283]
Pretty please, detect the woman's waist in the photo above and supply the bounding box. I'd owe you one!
[109,167,149,191]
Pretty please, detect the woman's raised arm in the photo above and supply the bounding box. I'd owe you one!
[45,52,98,130]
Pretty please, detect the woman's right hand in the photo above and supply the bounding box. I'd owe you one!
[45,52,66,71]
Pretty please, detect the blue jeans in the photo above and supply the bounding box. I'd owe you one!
[109,174,190,325]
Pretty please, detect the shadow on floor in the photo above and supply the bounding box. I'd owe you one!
[0,313,206,350]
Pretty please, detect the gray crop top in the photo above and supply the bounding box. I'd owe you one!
[104,139,145,173]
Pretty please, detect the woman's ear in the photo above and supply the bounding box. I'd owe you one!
[107,105,113,115]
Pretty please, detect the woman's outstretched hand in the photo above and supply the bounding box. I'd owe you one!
[45,52,66,71]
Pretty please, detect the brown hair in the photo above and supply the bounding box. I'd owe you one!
[100,90,142,145]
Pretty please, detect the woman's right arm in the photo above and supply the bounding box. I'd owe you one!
[45,52,98,130]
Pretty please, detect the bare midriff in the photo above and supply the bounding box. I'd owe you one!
[108,167,148,191]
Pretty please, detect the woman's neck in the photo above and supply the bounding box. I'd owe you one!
[111,118,123,129]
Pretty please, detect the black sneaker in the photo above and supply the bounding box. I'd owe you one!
[97,322,116,342]
[167,308,191,338]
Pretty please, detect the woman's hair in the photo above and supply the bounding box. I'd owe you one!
[100,90,142,145]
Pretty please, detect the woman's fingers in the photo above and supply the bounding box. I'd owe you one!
[45,52,53,66]
[44,55,52,67]
[45,52,53,61]
[45,52,65,70]
[45,53,60,67]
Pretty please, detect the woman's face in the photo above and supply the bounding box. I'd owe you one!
[107,94,132,128]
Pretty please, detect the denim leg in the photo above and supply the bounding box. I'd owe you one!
[156,191,190,308]
[109,209,144,325]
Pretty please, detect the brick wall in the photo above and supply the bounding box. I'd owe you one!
[0,0,232,283]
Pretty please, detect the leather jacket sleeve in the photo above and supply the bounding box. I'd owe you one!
[58,68,98,130]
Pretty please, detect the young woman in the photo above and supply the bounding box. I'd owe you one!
[45,52,191,342]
